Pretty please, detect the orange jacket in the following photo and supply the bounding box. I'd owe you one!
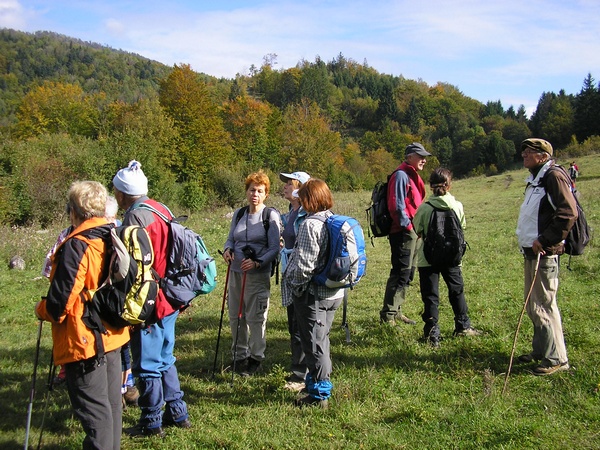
[36,217,129,366]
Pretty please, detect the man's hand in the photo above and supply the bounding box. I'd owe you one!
[532,239,546,256]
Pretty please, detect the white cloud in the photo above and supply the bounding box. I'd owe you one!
[0,0,25,28]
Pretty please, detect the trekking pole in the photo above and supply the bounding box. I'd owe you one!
[230,271,247,386]
[36,351,56,450]
[341,289,351,344]
[502,252,541,395]
[212,262,231,378]
[24,320,43,450]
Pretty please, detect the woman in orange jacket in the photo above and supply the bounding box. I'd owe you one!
[35,181,129,450]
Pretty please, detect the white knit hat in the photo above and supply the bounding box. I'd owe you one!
[112,160,148,195]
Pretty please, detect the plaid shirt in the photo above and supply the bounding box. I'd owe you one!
[281,210,344,306]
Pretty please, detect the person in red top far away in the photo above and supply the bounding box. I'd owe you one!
[379,143,431,326]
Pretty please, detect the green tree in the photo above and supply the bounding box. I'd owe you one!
[280,100,342,179]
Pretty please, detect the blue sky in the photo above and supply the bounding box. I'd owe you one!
[1,0,599,116]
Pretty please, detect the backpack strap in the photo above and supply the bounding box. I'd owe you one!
[235,206,280,283]
[234,205,272,232]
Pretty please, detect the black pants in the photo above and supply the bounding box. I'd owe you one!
[419,265,471,338]
[65,348,122,450]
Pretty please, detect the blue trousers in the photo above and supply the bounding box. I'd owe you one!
[130,311,188,428]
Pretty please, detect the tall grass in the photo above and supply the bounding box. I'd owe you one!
[1,155,599,449]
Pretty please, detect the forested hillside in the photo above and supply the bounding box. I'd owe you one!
[1,28,599,226]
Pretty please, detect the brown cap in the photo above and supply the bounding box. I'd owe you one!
[521,138,553,156]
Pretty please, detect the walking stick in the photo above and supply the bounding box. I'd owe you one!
[212,262,231,378]
[502,252,542,395]
[24,320,43,450]
[231,271,247,386]
[36,351,56,450]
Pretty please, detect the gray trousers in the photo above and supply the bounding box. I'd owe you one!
[524,255,568,366]
[228,270,271,361]
[65,348,122,450]
[294,290,342,382]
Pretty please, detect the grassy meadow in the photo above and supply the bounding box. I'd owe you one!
[1,155,599,449]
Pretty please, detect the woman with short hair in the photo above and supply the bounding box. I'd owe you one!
[222,170,281,376]
[35,181,129,450]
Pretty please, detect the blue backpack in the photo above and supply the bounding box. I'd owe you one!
[136,203,217,307]
[310,215,367,289]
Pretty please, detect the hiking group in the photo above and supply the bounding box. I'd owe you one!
[32,136,582,447]
[371,139,580,375]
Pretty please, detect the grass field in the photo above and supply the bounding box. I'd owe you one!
[1,154,599,449]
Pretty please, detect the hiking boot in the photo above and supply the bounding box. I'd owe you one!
[163,418,192,429]
[226,358,248,373]
[380,318,396,326]
[518,353,537,363]
[124,423,165,438]
[294,395,329,409]
[533,362,570,376]
[123,386,139,406]
[453,327,483,337]
[284,373,306,391]
[241,357,261,376]
[285,373,306,383]
[418,335,440,348]
[399,315,416,325]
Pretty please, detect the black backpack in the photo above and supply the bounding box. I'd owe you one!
[234,206,281,282]
[422,203,467,268]
[542,165,591,265]
[366,169,400,242]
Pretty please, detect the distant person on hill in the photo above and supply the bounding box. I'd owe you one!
[568,161,579,185]
[516,139,577,376]
[380,143,431,326]
[283,178,343,408]
[279,171,311,391]
[412,168,482,347]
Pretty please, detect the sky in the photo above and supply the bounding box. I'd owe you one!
[1,0,599,116]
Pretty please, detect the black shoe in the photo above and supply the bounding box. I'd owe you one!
[241,357,261,376]
[518,353,536,363]
[124,423,165,438]
[163,418,192,429]
[294,394,328,409]
[226,358,248,373]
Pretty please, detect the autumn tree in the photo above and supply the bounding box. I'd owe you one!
[221,95,279,170]
[15,81,102,138]
[159,64,232,182]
